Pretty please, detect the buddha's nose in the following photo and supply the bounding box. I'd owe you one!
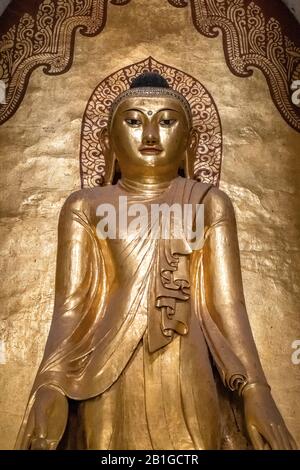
[142,124,159,145]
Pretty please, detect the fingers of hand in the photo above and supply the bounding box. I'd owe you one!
[277,426,294,450]
[262,424,283,450]
[48,440,59,450]
[248,425,265,450]
[30,437,50,450]
[285,430,298,450]
[24,398,49,449]
[249,423,281,450]
[30,402,50,448]
[268,424,299,450]
[20,408,35,449]
[258,423,294,450]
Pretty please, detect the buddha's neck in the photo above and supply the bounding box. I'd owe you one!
[119,175,177,196]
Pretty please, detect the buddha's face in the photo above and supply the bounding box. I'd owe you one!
[108,96,193,181]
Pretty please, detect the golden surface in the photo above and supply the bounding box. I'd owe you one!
[0,0,299,449]
[15,92,296,449]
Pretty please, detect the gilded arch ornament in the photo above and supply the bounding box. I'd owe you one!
[0,0,131,125]
[172,0,300,133]
[0,0,299,132]
[80,57,223,188]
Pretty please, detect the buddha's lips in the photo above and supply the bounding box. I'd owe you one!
[140,147,163,155]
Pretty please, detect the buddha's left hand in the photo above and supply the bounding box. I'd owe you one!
[243,384,298,450]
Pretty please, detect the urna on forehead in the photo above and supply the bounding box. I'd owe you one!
[108,72,193,127]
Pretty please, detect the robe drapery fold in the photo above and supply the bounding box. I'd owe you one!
[16,177,248,450]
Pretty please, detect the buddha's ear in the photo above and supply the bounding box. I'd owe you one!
[184,127,199,179]
[98,126,110,155]
[98,127,116,185]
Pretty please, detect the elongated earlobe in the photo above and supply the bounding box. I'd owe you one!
[104,152,117,185]
[98,127,116,185]
[183,150,192,179]
[184,128,199,179]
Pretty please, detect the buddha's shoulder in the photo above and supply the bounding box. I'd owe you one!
[183,178,233,209]
[200,184,236,220]
[203,185,232,204]
[61,186,115,211]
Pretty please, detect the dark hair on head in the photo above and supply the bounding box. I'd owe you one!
[109,71,193,131]
[130,72,170,89]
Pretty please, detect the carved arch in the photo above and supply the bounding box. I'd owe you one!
[1,0,299,131]
[168,0,300,132]
[0,0,132,125]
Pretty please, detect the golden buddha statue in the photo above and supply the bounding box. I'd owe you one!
[16,72,297,451]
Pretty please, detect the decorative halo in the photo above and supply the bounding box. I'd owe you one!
[80,57,222,187]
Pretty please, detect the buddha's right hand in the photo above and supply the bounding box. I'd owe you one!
[21,385,68,450]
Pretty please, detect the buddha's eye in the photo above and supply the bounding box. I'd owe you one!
[125,118,142,127]
[159,119,177,128]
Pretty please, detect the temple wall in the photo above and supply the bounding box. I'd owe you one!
[0,0,299,449]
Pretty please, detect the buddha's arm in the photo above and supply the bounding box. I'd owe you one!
[202,187,297,450]
[43,190,95,358]
[18,190,94,449]
[202,187,267,384]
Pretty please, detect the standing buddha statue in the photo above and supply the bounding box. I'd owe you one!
[16,72,297,450]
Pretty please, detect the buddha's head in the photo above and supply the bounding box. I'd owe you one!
[100,72,199,184]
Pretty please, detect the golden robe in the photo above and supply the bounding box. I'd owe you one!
[16,177,250,450]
